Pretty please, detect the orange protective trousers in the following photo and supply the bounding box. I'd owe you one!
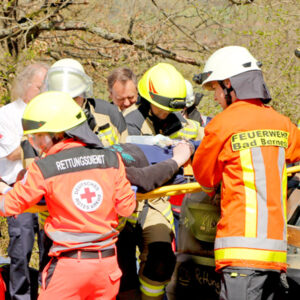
[38,254,122,300]
[0,271,5,300]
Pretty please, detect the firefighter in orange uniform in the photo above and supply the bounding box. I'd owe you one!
[0,91,136,300]
[192,46,300,299]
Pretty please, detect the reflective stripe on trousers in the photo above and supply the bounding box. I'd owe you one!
[139,277,165,298]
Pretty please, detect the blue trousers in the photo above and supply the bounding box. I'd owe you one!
[7,213,45,300]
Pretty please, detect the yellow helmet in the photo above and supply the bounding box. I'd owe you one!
[138,63,186,112]
[22,91,87,135]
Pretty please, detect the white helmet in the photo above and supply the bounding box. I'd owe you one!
[46,58,93,98]
[184,79,195,107]
[201,46,261,90]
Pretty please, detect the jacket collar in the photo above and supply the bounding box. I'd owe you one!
[46,139,85,156]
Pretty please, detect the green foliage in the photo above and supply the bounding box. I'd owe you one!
[0,93,10,106]
[0,218,9,257]
[0,1,298,120]
[0,0,298,113]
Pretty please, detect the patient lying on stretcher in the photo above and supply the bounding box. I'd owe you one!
[14,125,200,213]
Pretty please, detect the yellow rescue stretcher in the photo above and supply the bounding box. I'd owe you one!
[23,165,300,248]
[137,164,300,200]
[136,182,203,200]
[287,165,300,177]
[25,165,300,211]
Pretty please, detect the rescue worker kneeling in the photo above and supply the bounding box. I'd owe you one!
[0,91,136,300]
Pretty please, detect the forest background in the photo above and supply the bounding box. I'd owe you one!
[0,0,299,265]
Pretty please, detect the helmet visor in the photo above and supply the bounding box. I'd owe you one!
[22,118,46,132]
[45,66,93,98]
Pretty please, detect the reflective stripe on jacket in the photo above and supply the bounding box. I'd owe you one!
[85,98,128,147]
[125,104,204,141]
[192,99,300,272]
[125,105,203,228]
[0,139,136,256]
[169,119,203,140]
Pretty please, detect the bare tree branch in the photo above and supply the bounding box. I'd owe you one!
[0,1,204,67]
[1,16,201,65]
[127,0,137,38]
[22,0,73,48]
[151,0,210,51]
[39,21,202,65]
[228,0,255,5]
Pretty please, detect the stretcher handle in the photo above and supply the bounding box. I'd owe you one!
[287,165,300,177]
[136,164,300,200]
[136,182,202,200]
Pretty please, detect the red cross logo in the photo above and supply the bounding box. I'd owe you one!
[80,188,96,204]
[72,180,103,212]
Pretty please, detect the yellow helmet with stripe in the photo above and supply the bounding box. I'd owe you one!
[138,63,186,112]
[22,91,86,135]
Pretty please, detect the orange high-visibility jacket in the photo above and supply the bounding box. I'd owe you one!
[192,99,300,272]
[0,139,136,256]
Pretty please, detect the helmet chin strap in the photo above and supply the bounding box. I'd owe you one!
[218,80,234,107]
